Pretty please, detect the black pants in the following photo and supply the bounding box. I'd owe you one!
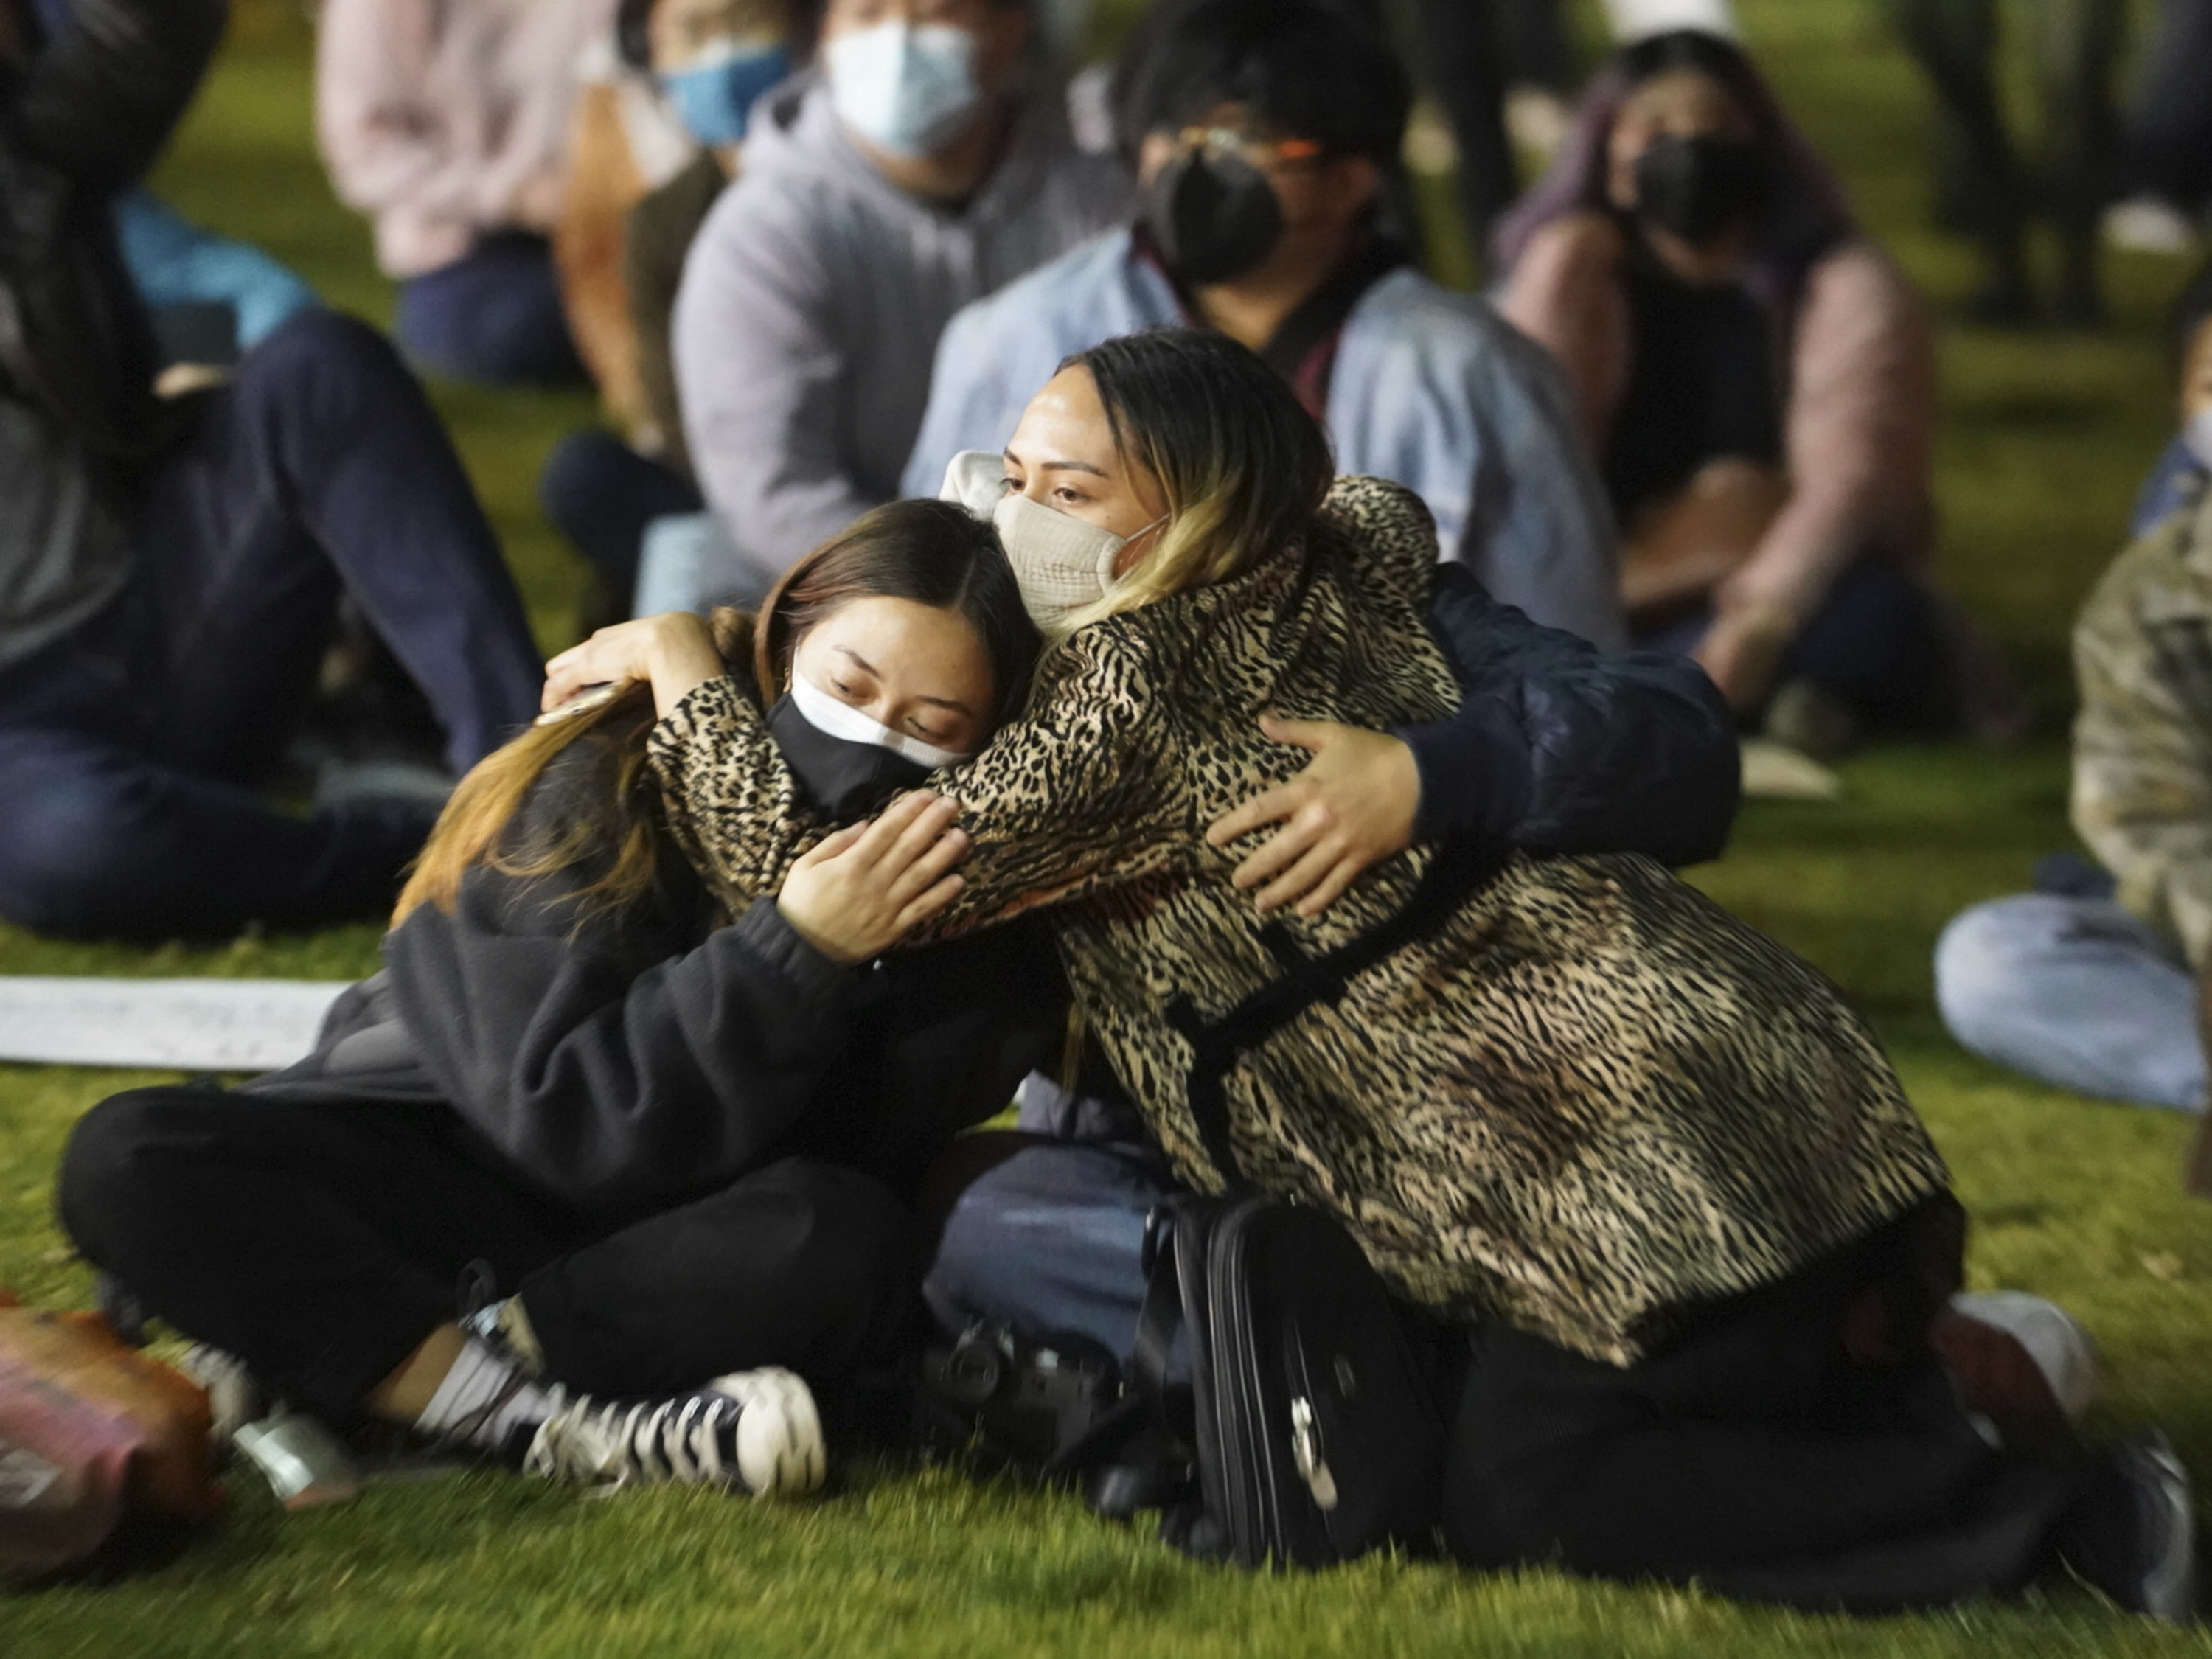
[1886,0,2122,313]
[2121,0,2212,208]
[1443,1208,2083,1613]
[57,1085,912,1428]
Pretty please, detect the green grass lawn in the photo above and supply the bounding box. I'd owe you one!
[7,1,2212,1652]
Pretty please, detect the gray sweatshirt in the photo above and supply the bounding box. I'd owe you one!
[672,74,1130,580]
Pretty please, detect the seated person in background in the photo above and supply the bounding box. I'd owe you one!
[543,0,808,628]
[1495,30,1963,742]
[668,0,1130,608]
[549,0,712,437]
[1936,276,2212,1115]
[0,0,546,942]
[60,505,1067,1495]
[906,0,1625,649]
[316,0,615,386]
[2132,260,2212,540]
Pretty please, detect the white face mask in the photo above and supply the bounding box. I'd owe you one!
[822,20,983,160]
[790,667,973,768]
[2185,406,2212,471]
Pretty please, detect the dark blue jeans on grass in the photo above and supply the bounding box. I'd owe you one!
[394,231,585,388]
[538,428,703,594]
[0,310,543,940]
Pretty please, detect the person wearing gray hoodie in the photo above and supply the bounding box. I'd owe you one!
[669,0,1130,595]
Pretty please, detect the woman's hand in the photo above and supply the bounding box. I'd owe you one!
[543,613,726,719]
[1204,714,1420,917]
[776,792,970,965]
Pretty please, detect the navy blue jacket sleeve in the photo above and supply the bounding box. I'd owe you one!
[1399,563,1742,866]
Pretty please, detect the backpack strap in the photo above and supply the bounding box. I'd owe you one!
[1164,839,1506,1189]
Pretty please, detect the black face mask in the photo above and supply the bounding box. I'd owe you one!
[1632,133,1768,247]
[1144,145,1284,287]
[765,694,932,821]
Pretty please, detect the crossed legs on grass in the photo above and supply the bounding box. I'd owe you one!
[1935,893,2206,1110]
[58,1084,912,1492]
[0,310,544,939]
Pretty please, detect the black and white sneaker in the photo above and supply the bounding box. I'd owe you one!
[2059,1432,2201,1623]
[522,1367,824,1496]
[175,1343,268,1453]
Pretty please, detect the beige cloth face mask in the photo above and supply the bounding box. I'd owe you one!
[936,451,1162,639]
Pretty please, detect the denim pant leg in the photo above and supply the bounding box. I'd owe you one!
[632,509,773,616]
[1934,892,2206,1110]
[537,430,703,591]
[138,310,543,776]
[0,604,436,940]
[393,232,585,388]
[922,1082,1181,1369]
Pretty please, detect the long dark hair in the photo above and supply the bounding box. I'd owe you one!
[1056,328,1335,622]
[1493,29,1854,301]
[1606,30,1790,173]
[754,497,1040,728]
[396,499,1038,923]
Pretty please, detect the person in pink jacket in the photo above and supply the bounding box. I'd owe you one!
[316,0,616,386]
[1495,29,1976,747]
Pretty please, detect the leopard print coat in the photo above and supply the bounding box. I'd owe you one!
[650,476,1951,1366]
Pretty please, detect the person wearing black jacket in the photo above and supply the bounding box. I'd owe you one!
[0,0,546,942]
[60,506,1068,1493]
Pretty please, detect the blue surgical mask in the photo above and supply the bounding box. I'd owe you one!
[661,38,792,149]
[823,21,984,160]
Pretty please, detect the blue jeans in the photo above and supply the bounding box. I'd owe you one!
[1638,559,1954,731]
[1935,892,2206,1110]
[922,1079,1178,1368]
[0,310,544,940]
[537,429,702,593]
[2130,434,2202,539]
[394,232,584,388]
[632,509,775,616]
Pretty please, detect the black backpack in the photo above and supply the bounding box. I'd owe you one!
[1087,841,1502,1569]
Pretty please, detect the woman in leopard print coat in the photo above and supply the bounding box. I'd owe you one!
[586,331,2166,1612]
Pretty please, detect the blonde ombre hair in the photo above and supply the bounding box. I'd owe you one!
[1054,328,1337,632]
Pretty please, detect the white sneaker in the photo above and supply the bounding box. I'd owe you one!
[2104,195,2202,256]
[176,1343,268,1452]
[523,1367,824,1496]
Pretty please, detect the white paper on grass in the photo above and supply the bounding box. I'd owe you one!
[0,978,351,1072]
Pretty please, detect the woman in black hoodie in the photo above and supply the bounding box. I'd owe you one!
[58,499,1066,1495]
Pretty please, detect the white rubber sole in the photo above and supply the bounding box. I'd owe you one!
[712,1367,826,1498]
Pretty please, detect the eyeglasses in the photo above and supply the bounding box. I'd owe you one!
[1169,125,1327,171]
